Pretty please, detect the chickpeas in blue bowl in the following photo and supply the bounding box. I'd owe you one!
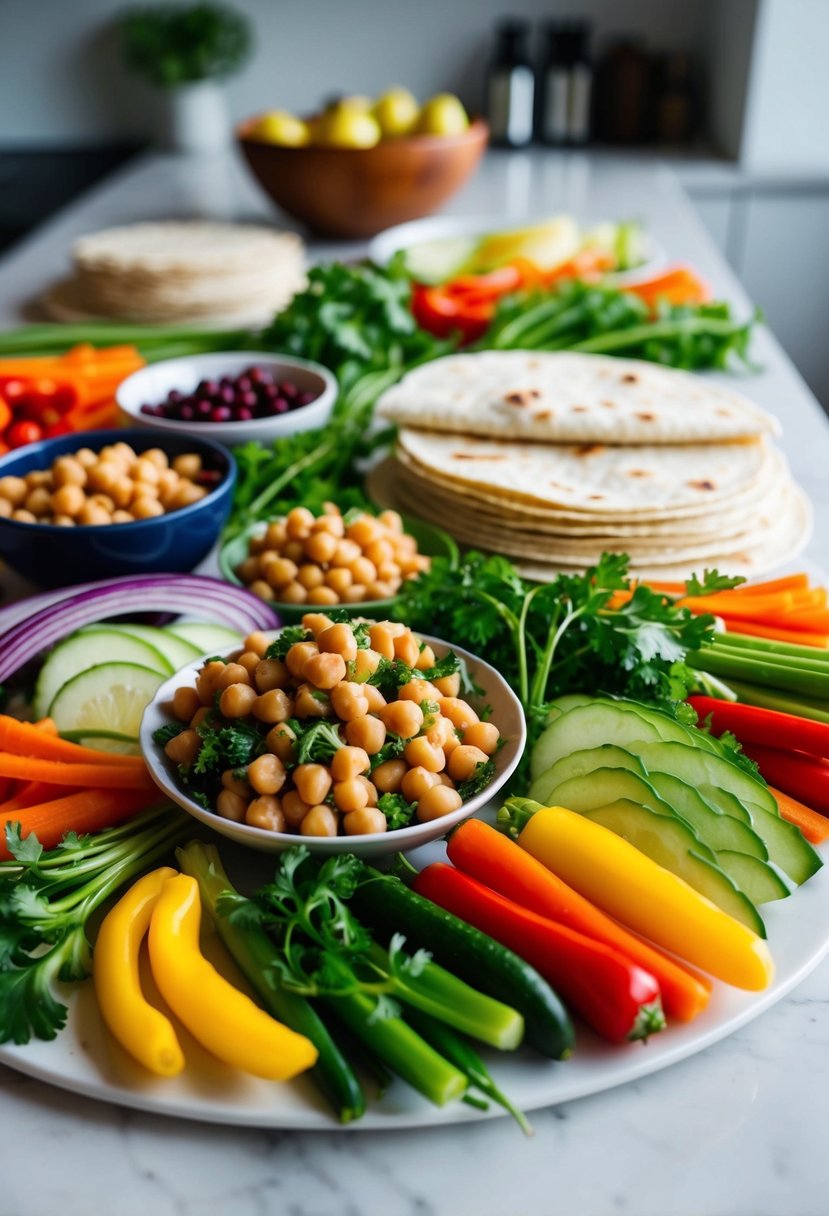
[0,429,235,588]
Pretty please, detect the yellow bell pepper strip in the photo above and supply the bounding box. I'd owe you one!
[498,799,775,992]
[93,866,185,1077]
[148,874,318,1081]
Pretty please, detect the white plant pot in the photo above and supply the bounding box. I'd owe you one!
[166,81,230,153]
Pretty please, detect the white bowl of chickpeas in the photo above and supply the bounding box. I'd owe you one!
[140,615,525,858]
[0,428,235,587]
[219,504,457,619]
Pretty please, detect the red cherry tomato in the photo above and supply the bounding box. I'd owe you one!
[7,419,43,448]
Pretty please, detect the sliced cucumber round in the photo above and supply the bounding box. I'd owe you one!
[166,622,242,654]
[35,630,169,720]
[97,624,200,672]
[48,662,166,754]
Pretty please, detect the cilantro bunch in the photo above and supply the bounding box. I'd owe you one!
[397,551,729,744]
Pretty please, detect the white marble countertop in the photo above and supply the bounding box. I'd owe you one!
[1,148,829,1216]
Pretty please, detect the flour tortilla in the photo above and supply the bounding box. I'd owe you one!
[397,428,775,515]
[73,222,304,274]
[378,352,779,445]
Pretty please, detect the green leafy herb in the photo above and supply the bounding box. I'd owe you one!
[684,570,747,596]
[152,721,185,747]
[192,715,266,775]
[369,733,406,771]
[292,720,346,766]
[377,792,417,830]
[368,651,461,698]
[266,626,312,661]
[456,760,496,800]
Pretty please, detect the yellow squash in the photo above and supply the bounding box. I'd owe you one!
[148,873,318,1080]
[518,805,775,991]
[93,866,185,1076]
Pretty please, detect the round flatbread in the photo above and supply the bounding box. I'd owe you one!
[379,351,779,445]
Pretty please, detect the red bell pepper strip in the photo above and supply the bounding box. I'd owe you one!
[447,818,711,1022]
[738,743,829,816]
[688,696,829,761]
[413,862,666,1043]
[411,284,494,343]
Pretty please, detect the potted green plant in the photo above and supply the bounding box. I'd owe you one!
[120,2,251,152]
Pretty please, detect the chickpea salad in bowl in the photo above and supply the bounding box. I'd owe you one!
[141,613,525,856]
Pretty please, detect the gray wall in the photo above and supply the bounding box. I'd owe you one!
[0,0,710,145]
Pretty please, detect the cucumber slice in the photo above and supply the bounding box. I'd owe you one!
[99,625,200,672]
[531,704,663,781]
[582,800,765,936]
[166,623,242,654]
[35,629,169,720]
[544,694,593,723]
[699,783,752,824]
[528,745,646,804]
[741,803,822,887]
[645,771,769,861]
[717,851,792,905]
[631,740,778,815]
[402,236,479,285]
[600,695,721,754]
[48,662,166,752]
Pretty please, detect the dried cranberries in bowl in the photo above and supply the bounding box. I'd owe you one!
[140,365,320,425]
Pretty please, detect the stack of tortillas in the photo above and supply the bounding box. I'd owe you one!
[45,221,305,327]
[373,351,811,580]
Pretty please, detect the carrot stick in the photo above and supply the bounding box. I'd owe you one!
[0,788,155,860]
[34,717,59,735]
[0,753,154,789]
[447,818,712,1022]
[0,781,76,814]
[777,609,829,632]
[0,716,145,767]
[734,574,811,596]
[722,620,829,648]
[769,785,829,845]
[677,592,797,618]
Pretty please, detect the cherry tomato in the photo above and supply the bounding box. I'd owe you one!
[7,419,43,448]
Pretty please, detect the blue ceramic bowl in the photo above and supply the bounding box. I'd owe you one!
[0,429,236,588]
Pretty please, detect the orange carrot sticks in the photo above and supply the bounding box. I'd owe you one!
[770,785,829,845]
[0,716,144,767]
[0,788,156,860]
[0,753,154,790]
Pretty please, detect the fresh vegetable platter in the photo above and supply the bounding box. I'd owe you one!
[1,220,828,1137]
[1,816,828,1130]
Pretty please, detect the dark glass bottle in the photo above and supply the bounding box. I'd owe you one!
[486,18,536,148]
[538,21,571,146]
[566,22,593,146]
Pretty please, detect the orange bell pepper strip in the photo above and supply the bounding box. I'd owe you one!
[622,265,712,308]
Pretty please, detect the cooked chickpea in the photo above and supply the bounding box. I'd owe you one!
[316,628,357,667]
[52,457,86,488]
[415,645,437,671]
[361,684,387,714]
[365,539,394,568]
[53,514,75,526]
[329,681,369,721]
[297,563,326,591]
[217,662,251,689]
[366,580,395,600]
[464,721,501,755]
[325,567,353,595]
[283,539,305,563]
[0,476,28,506]
[333,778,369,813]
[266,722,296,763]
[352,648,381,680]
[112,509,134,524]
[404,737,446,773]
[342,583,369,604]
[134,458,160,484]
[221,768,252,799]
[247,753,287,796]
[294,683,331,718]
[303,530,338,564]
[376,563,402,585]
[393,631,421,666]
[300,805,339,837]
[172,685,201,722]
[172,483,207,510]
[301,612,334,637]
[249,579,275,601]
[130,479,159,503]
[131,496,164,520]
[331,746,370,782]
[142,448,169,471]
[264,557,298,589]
[244,631,271,658]
[77,501,112,525]
[75,447,97,468]
[252,689,293,724]
[246,796,286,833]
[194,662,228,707]
[286,640,319,678]
[448,745,489,782]
[87,461,121,494]
[434,673,461,697]
[217,789,248,822]
[25,487,53,517]
[164,728,201,766]
[236,650,261,679]
[11,508,37,523]
[156,469,180,504]
[416,784,463,822]
[426,716,460,753]
[265,520,287,549]
[372,758,407,793]
[293,763,333,805]
[401,766,441,803]
[343,807,387,835]
[345,515,382,547]
[313,511,345,538]
[303,651,347,689]
[379,699,423,739]
[305,585,340,606]
[49,483,84,518]
[285,506,315,540]
[254,657,288,692]
[280,581,307,604]
[25,470,50,489]
[333,538,362,566]
[369,623,396,659]
[378,509,404,533]
[282,790,310,827]
[398,678,439,704]
[438,697,479,730]
[350,556,377,586]
[219,683,258,718]
[173,453,201,479]
[0,499,12,518]
[189,706,211,731]
[110,478,134,509]
[345,714,386,754]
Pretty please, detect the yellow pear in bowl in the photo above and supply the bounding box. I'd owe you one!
[374,87,419,137]
[248,110,310,146]
[313,103,382,148]
[415,93,470,137]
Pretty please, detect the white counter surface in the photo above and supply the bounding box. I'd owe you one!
[1,149,828,1216]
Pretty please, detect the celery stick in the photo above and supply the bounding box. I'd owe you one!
[716,632,829,664]
[689,649,829,699]
[727,680,829,724]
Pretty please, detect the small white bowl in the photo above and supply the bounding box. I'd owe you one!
[140,633,526,859]
[117,351,337,448]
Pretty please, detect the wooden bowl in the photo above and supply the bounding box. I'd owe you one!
[236,117,489,239]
